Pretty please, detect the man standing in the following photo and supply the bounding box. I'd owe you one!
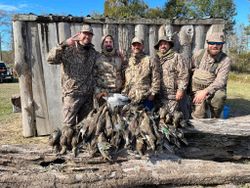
[154,35,189,114]
[191,32,232,119]
[94,34,124,106]
[122,37,160,109]
[47,24,98,153]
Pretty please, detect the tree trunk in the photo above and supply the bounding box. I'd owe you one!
[1,116,249,187]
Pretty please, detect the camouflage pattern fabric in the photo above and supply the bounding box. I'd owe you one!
[47,43,98,97]
[47,42,98,126]
[157,49,189,114]
[94,50,123,94]
[122,53,160,103]
[191,49,231,95]
[191,49,232,118]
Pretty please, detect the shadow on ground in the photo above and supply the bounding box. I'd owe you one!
[226,98,250,117]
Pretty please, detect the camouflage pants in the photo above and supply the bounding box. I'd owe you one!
[63,94,93,127]
[192,89,226,119]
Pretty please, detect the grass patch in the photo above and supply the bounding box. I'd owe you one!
[226,72,250,117]
[0,83,20,123]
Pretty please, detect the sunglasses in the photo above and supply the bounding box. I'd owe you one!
[207,42,224,45]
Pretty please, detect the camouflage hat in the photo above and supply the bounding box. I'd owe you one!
[131,37,144,45]
[206,32,225,43]
[154,35,174,50]
[81,24,94,35]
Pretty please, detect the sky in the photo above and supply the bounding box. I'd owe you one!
[0,0,249,49]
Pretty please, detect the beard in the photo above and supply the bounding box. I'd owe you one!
[105,45,113,52]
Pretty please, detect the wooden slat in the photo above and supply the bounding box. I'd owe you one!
[13,21,36,137]
[38,23,63,131]
[29,22,51,135]
[148,25,158,56]
[158,24,165,38]
[58,22,71,43]
[178,25,194,59]
[193,25,206,53]
[135,24,149,54]
[70,23,82,37]
[92,24,103,52]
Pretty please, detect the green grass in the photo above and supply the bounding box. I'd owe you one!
[226,72,250,117]
[0,82,20,123]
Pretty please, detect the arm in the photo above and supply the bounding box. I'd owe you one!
[148,57,161,100]
[205,57,232,95]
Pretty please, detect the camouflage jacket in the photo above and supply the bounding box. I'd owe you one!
[157,50,189,97]
[122,53,160,103]
[94,50,123,94]
[191,49,232,94]
[47,43,98,97]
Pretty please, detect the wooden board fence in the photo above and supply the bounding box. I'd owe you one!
[13,14,225,137]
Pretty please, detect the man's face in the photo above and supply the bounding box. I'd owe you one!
[159,40,171,54]
[103,36,114,51]
[207,42,223,56]
[131,42,143,54]
[79,32,93,45]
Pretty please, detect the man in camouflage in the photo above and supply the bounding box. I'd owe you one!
[191,32,232,119]
[122,37,160,109]
[47,24,98,153]
[94,34,124,106]
[154,35,189,114]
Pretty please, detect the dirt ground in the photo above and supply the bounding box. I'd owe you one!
[0,113,48,146]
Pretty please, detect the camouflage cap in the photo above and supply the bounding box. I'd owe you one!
[81,24,94,35]
[206,32,225,43]
[131,37,144,45]
[154,35,174,50]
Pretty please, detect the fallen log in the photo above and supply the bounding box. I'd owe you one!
[0,116,249,187]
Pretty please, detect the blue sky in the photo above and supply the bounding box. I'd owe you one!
[0,0,249,50]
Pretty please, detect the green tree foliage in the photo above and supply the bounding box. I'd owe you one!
[104,0,148,18]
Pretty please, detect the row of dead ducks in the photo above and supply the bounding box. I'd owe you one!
[49,103,189,161]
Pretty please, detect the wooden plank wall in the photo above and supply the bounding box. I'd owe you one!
[13,15,225,137]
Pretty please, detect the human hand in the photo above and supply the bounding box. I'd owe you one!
[176,90,184,101]
[193,89,208,104]
[65,33,81,46]
[96,92,108,100]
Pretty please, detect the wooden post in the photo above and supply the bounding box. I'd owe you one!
[38,23,63,131]
[13,21,36,137]
[148,25,158,56]
[158,24,165,38]
[58,22,71,43]
[193,25,206,53]
[92,24,103,52]
[178,25,194,59]
[29,22,51,135]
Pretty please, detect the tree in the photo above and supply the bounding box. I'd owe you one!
[104,0,148,18]
[162,0,236,34]
[0,10,13,63]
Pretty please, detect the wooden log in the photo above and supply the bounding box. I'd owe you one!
[178,25,194,59]
[58,22,71,43]
[92,24,103,52]
[38,23,63,131]
[29,22,51,135]
[158,24,165,38]
[193,25,206,53]
[148,25,158,56]
[178,116,250,161]
[13,21,36,137]
[0,138,249,187]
